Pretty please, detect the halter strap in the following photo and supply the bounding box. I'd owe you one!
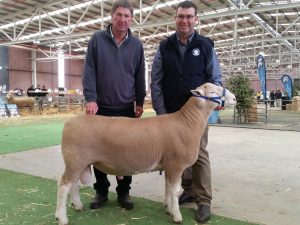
[192,87,226,106]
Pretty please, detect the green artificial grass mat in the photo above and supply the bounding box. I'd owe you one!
[0,168,258,225]
[0,112,156,155]
[0,119,65,155]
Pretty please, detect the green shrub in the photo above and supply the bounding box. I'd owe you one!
[226,75,254,123]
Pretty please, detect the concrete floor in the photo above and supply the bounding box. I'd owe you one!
[0,126,299,225]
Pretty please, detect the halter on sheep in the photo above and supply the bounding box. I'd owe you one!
[191,85,227,107]
[55,83,236,225]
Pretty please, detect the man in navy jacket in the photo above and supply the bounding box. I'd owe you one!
[151,1,222,223]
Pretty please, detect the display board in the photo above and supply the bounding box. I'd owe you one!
[6,104,20,117]
[0,104,20,118]
[0,104,8,118]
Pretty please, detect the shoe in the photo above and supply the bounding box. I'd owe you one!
[196,204,211,223]
[178,192,197,205]
[117,194,134,210]
[90,193,108,209]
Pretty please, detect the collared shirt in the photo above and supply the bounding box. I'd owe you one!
[110,26,128,47]
[176,31,195,57]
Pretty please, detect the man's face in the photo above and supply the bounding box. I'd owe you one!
[175,7,198,36]
[111,7,132,33]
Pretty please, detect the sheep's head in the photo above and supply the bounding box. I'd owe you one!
[191,83,236,107]
[6,93,13,100]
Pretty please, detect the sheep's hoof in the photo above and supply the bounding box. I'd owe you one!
[75,207,84,212]
[164,204,172,215]
[55,216,68,225]
[56,218,68,225]
[173,217,182,224]
[71,202,84,211]
[172,215,182,224]
[165,208,171,215]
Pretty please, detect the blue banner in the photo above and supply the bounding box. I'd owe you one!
[281,74,292,99]
[256,54,267,99]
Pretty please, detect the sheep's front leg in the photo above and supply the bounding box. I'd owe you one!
[55,177,72,225]
[170,178,182,223]
[165,171,183,224]
[70,182,83,211]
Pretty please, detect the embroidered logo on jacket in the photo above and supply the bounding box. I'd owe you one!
[192,48,200,56]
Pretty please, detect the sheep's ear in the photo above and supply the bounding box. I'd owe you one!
[191,89,205,96]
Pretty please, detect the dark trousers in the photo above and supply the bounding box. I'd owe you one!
[94,105,135,197]
[181,125,212,206]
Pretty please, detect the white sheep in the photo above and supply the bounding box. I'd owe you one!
[55,83,236,225]
[6,94,35,109]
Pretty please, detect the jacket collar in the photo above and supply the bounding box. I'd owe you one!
[175,31,195,45]
[169,30,201,45]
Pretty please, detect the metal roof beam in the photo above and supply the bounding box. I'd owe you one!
[0,0,69,22]
[1,3,300,47]
[216,35,300,46]
[131,2,300,29]
[227,0,298,51]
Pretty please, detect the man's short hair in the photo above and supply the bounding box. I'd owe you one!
[112,0,134,16]
[176,1,198,15]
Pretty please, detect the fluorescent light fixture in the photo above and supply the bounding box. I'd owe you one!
[7,0,186,41]
[58,51,65,88]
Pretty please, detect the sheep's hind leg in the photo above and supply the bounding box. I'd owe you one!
[55,176,72,225]
[70,181,83,211]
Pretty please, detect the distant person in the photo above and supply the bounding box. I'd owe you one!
[34,84,42,96]
[41,85,48,97]
[256,91,261,104]
[275,89,282,107]
[34,84,43,111]
[38,85,49,111]
[14,87,23,96]
[27,85,35,97]
[281,90,290,110]
[269,89,275,107]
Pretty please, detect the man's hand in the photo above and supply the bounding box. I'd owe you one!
[135,105,144,118]
[214,106,224,111]
[86,102,98,115]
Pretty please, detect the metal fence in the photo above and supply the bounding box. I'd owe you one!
[216,100,300,131]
